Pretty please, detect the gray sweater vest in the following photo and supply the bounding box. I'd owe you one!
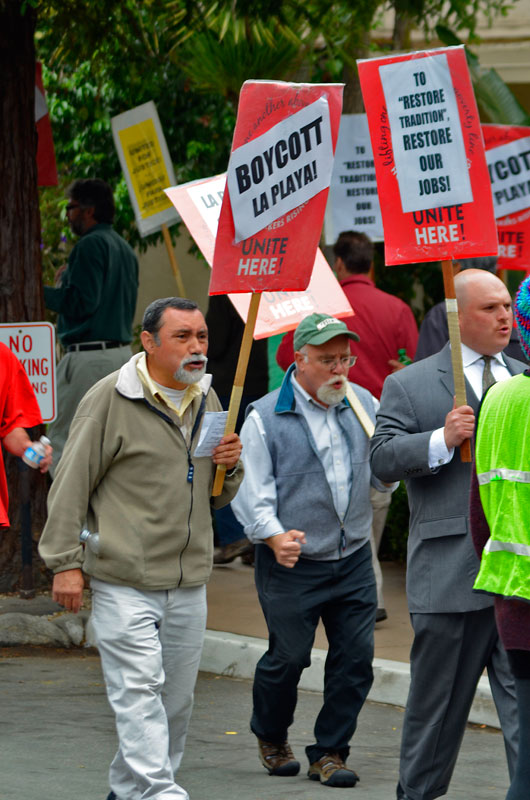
[250,383,376,561]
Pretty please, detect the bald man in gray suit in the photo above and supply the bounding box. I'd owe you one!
[370,270,524,800]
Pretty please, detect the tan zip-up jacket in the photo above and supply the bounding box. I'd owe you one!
[39,353,243,590]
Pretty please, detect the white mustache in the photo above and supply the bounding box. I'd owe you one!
[181,354,208,367]
[323,375,347,388]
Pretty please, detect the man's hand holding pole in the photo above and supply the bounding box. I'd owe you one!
[212,433,242,470]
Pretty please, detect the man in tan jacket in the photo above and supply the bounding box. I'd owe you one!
[39,297,243,800]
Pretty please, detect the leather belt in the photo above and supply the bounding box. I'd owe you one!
[66,341,124,352]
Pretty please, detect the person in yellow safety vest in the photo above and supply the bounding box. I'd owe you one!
[470,273,530,800]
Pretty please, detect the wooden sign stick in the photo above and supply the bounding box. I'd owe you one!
[161,223,187,298]
[441,259,471,463]
[345,384,375,438]
[211,291,262,496]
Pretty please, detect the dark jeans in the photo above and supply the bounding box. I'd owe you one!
[251,541,376,764]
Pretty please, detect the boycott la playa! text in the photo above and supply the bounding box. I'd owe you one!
[235,116,323,218]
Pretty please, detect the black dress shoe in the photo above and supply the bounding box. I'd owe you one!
[376,608,388,622]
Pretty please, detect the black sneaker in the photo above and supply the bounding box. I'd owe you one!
[258,738,300,776]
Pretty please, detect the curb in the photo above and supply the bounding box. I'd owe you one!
[200,630,502,730]
[0,613,501,730]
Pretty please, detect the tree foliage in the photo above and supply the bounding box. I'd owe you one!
[35,0,523,311]
[390,0,517,42]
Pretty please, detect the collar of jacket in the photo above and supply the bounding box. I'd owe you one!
[339,273,373,289]
[114,351,212,401]
[274,362,352,415]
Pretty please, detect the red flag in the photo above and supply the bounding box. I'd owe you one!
[35,62,58,186]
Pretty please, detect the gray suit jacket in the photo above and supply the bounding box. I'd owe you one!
[370,343,526,613]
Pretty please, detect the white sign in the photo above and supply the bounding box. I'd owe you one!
[111,101,179,237]
[186,176,226,236]
[486,136,530,218]
[226,97,335,242]
[0,323,56,422]
[324,114,383,244]
[379,53,473,213]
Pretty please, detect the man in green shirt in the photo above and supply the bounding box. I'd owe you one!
[45,179,139,475]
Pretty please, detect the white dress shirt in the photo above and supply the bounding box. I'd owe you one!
[428,343,512,469]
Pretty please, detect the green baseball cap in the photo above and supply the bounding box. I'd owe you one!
[293,313,359,351]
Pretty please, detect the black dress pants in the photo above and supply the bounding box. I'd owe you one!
[251,541,377,764]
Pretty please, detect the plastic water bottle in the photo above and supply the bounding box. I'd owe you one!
[79,528,100,555]
[22,435,51,469]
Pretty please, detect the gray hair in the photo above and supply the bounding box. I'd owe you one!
[142,297,199,343]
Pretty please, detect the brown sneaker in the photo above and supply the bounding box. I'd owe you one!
[258,739,300,776]
[213,538,253,565]
[308,753,359,787]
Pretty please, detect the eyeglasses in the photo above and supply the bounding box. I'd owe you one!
[66,203,81,212]
[314,355,357,370]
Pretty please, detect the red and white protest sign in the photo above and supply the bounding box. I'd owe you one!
[483,124,530,270]
[210,81,344,293]
[165,175,354,338]
[358,46,497,265]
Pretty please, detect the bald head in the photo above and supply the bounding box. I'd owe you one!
[454,269,513,355]
[455,269,502,308]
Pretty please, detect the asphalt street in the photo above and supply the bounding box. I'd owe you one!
[0,648,510,800]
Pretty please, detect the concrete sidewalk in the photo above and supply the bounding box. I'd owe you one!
[0,651,510,800]
[207,560,413,661]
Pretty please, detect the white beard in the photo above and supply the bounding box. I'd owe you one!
[174,354,208,385]
[316,375,347,405]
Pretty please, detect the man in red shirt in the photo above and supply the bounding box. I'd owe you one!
[276,231,418,397]
[276,232,418,619]
[0,343,52,526]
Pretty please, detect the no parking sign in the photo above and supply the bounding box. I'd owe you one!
[0,323,56,422]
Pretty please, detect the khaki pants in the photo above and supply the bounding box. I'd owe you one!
[91,579,207,800]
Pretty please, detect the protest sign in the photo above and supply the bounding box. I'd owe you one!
[0,323,56,422]
[210,80,344,294]
[165,174,353,338]
[212,79,343,491]
[112,102,185,295]
[112,102,179,237]
[358,46,497,266]
[483,124,530,271]
[358,46,493,462]
[325,115,383,245]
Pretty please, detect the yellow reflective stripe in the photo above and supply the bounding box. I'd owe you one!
[478,469,530,485]
[484,539,530,557]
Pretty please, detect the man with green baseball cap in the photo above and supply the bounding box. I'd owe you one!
[293,313,360,351]
[232,312,396,788]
